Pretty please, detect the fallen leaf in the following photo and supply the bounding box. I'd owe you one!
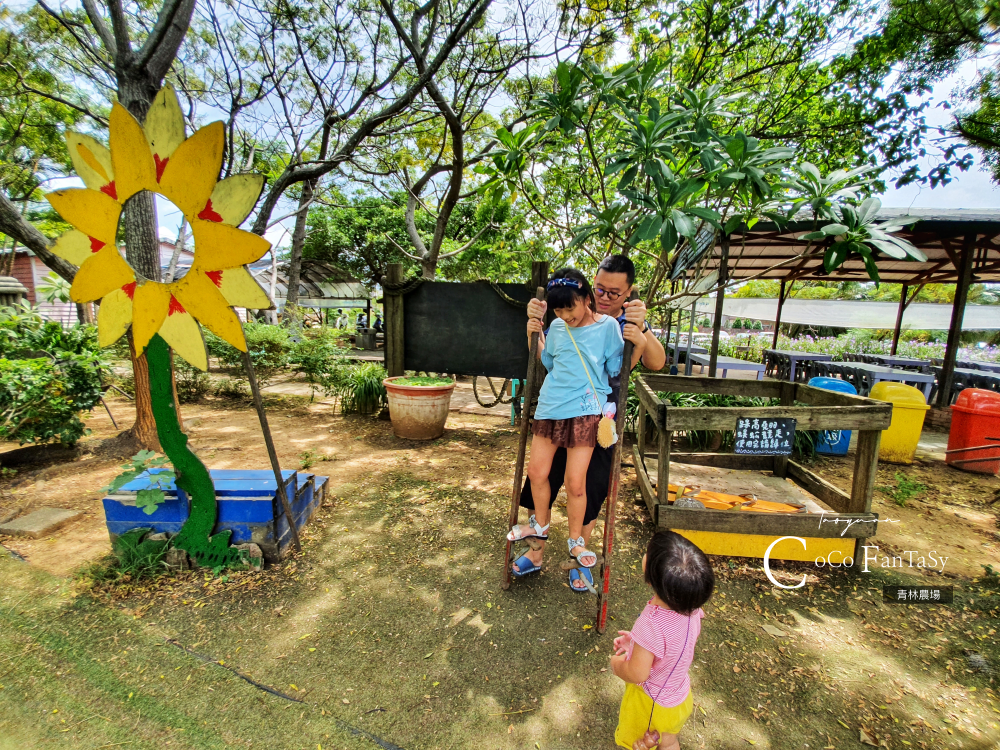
[761,624,788,638]
[860,728,877,746]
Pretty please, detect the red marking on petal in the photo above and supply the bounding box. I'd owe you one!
[100,181,117,200]
[122,282,137,299]
[154,155,169,183]
[89,237,106,253]
[168,295,186,316]
[205,270,223,288]
[198,199,223,223]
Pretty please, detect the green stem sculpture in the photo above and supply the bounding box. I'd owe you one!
[146,334,247,569]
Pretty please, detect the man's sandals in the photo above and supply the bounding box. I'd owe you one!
[509,515,548,578]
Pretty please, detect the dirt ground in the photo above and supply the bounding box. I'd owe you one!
[1,394,999,749]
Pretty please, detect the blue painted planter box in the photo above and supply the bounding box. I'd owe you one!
[103,468,328,563]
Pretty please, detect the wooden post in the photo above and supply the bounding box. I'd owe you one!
[383,263,405,377]
[657,429,672,513]
[771,280,787,350]
[937,234,975,407]
[502,285,546,590]
[683,300,697,375]
[772,381,794,479]
[242,350,301,554]
[637,401,646,462]
[709,233,728,377]
[597,291,639,633]
[850,429,881,515]
[890,284,908,356]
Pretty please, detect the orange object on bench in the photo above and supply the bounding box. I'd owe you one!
[665,484,806,513]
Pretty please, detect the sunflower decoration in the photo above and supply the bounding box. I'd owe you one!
[45,85,272,370]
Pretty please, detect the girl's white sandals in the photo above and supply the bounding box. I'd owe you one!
[506,514,549,543]
[567,536,597,568]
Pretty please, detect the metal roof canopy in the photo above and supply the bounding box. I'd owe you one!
[706,208,1000,284]
[251,260,370,310]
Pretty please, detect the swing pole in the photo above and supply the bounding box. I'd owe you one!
[502,286,546,590]
[597,290,639,634]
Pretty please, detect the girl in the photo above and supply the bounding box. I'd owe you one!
[508,268,624,581]
[610,530,715,750]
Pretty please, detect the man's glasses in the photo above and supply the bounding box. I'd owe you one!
[594,286,623,301]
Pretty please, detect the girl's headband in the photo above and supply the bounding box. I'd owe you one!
[547,278,583,291]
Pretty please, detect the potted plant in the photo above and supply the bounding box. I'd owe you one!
[383,375,457,440]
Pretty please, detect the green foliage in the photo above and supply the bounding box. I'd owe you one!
[0,302,99,358]
[393,376,454,386]
[174,359,211,403]
[101,452,176,516]
[83,528,169,583]
[325,362,388,415]
[214,377,250,401]
[878,472,927,507]
[299,449,319,469]
[212,321,290,388]
[288,327,347,383]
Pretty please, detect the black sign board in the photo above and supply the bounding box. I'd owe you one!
[734,417,795,455]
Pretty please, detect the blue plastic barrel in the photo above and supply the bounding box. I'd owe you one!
[808,376,857,456]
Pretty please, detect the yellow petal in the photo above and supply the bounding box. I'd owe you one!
[206,174,264,226]
[66,132,115,193]
[190,219,270,271]
[173,271,247,351]
[50,229,96,266]
[97,285,135,347]
[110,102,157,201]
[159,307,208,371]
[70,246,134,303]
[45,189,120,246]
[218,267,272,310]
[159,121,224,216]
[144,85,186,162]
[131,281,171,353]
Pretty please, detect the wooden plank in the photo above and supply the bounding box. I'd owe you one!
[642,374,783,398]
[787,460,851,512]
[637,400,646,459]
[662,404,892,432]
[635,377,665,429]
[632,444,658,521]
[663,452,774,471]
[793,384,878,408]
[850,429,882,514]
[383,263,404,377]
[656,505,878,538]
[657,430,671,515]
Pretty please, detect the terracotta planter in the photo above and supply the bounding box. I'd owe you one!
[383,377,456,440]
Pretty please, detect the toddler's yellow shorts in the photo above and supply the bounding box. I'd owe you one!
[614,683,693,748]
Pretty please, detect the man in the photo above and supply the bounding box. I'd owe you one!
[514,255,666,590]
[373,313,384,333]
[334,309,348,329]
[356,311,368,330]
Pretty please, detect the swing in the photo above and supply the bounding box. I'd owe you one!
[502,290,638,635]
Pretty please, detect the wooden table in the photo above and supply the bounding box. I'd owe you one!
[969,361,1000,374]
[765,349,832,382]
[688,353,766,380]
[666,342,708,365]
[869,354,931,370]
[849,363,935,400]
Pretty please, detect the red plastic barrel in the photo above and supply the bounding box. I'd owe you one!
[947,388,1000,475]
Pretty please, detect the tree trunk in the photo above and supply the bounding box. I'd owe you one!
[165,218,189,282]
[284,181,314,324]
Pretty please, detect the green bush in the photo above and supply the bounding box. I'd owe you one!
[0,303,105,445]
[0,355,104,444]
[212,321,290,387]
[289,327,347,382]
[325,362,387,415]
[174,359,212,403]
[215,377,250,400]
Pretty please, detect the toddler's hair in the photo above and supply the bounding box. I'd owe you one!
[644,530,714,615]
[546,267,596,312]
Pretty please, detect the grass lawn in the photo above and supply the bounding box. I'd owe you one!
[1,408,998,749]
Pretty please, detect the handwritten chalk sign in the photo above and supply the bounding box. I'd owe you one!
[734,417,795,456]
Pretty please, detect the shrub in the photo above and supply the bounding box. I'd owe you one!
[0,303,105,445]
[174,359,212,403]
[0,354,104,444]
[215,377,250,401]
[289,327,347,382]
[326,362,387,415]
[213,321,290,387]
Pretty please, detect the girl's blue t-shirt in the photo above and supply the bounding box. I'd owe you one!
[534,314,624,421]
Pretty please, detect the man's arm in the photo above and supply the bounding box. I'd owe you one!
[622,299,666,371]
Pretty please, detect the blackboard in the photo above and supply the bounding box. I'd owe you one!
[733,417,796,456]
[403,281,534,378]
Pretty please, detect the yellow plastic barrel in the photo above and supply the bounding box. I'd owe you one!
[869,382,930,464]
